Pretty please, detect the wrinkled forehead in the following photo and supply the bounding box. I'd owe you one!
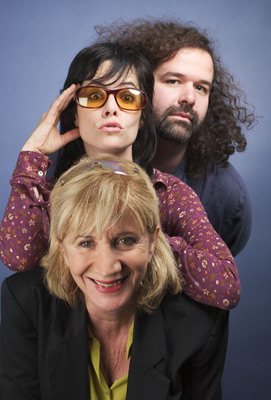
[85,60,140,88]
[64,208,146,241]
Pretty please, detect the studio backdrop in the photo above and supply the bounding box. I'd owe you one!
[0,1,270,399]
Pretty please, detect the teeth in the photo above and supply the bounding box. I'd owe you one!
[93,279,122,288]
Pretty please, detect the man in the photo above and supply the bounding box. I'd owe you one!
[97,19,256,256]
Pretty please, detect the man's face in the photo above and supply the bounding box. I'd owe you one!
[153,48,214,144]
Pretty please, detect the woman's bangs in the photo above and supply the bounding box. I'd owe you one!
[85,58,135,87]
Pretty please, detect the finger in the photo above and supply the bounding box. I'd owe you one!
[46,84,77,121]
[58,84,77,110]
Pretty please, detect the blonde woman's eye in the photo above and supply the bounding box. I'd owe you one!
[117,237,136,247]
[79,240,94,248]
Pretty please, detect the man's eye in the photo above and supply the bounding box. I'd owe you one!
[165,79,179,85]
[196,85,208,93]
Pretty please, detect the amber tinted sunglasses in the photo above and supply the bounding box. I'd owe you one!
[75,86,147,111]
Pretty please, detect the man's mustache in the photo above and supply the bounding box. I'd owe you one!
[163,104,197,121]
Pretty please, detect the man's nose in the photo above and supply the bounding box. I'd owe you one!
[177,83,196,105]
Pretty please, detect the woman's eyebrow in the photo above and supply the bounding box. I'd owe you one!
[75,235,94,240]
[85,80,137,88]
[119,82,137,88]
[115,231,138,236]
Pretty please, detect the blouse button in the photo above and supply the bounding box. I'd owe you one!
[38,170,44,176]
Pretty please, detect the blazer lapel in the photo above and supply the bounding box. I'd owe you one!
[127,306,171,400]
[46,300,89,400]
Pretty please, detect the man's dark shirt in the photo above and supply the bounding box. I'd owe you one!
[171,155,252,256]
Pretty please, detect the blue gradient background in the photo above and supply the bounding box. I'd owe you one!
[0,0,270,398]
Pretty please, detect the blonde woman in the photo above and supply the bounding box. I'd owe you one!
[0,155,228,399]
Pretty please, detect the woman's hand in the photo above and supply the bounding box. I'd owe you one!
[21,84,80,155]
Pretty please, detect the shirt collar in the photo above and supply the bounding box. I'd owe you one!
[171,153,187,179]
[152,168,169,189]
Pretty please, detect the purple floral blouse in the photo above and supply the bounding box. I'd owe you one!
[0,151,241,309]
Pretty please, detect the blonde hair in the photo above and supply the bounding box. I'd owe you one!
[42,154,181,313]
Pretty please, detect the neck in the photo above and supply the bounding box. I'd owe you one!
[87,305,135,342]
[153,137,188,173]
[87,307,134,387]
[84,144,133,161]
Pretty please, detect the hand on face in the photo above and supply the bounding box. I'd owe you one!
[21,84,80,155]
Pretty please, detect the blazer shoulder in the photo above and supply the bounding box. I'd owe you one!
[1,267,56,319]
[161,292,228,339]
[3,266,47,295]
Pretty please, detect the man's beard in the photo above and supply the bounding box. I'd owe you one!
[154,104,200,144]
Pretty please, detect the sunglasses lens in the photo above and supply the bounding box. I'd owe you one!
[77,87,106,108]
[76,87,146,110]
[117,89,146,110]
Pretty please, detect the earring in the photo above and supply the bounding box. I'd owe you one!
[61,268,78,295]
[140,280,147,290]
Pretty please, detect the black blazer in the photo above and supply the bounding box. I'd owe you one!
[0,267,228,399]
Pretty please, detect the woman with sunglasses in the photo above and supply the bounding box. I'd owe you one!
[0,42,240,310]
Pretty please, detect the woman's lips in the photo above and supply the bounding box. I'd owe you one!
[90,276,128,293]
[99,122,123,133]
[92,277,125,287]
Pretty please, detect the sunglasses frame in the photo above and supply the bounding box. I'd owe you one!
[75,86,147,111]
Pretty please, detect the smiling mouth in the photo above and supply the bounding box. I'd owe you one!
[91,277,126,288]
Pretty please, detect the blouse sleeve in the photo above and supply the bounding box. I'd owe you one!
[0,151,52,271]
[154,171,241,310]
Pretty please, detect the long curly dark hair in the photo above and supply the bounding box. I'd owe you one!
[55,41,156,178]
[96,18,257,179]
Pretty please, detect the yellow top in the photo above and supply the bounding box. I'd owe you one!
[88,322,134,400]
